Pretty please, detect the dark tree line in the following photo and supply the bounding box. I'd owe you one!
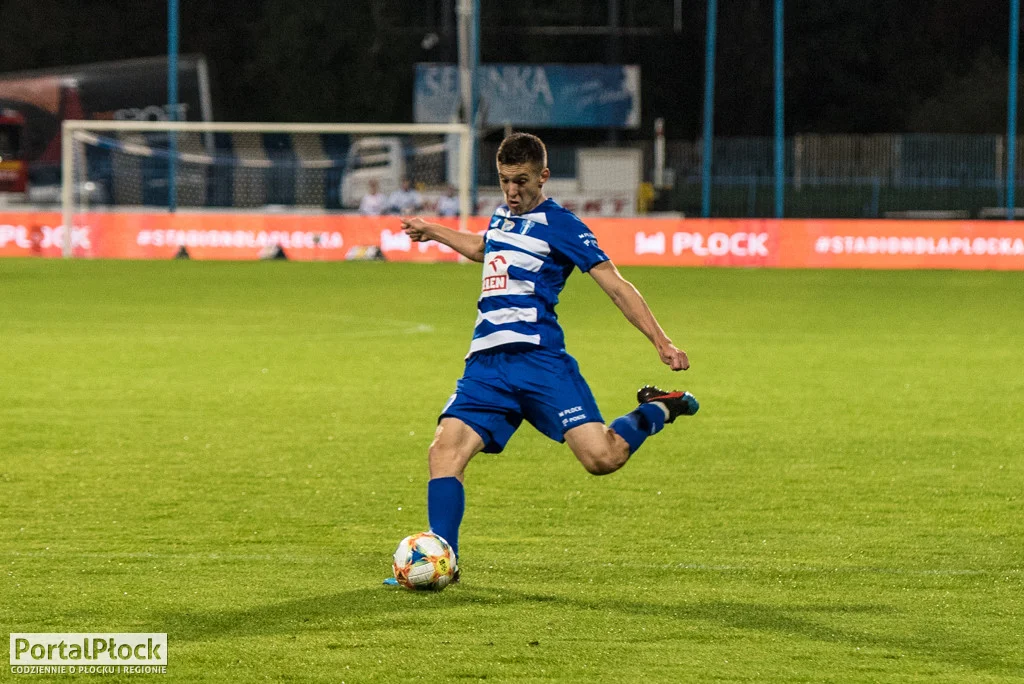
[0,0,1016,137]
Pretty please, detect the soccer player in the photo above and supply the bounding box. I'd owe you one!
[386,132,698,585]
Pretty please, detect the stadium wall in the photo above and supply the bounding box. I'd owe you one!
[1,211,1023,269]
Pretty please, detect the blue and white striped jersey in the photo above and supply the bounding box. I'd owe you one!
[468,198,609,357]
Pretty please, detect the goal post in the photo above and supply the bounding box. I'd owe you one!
[60,120,473,257]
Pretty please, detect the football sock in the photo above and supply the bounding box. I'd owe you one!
[610,403,667,454]
[427,477,464,559]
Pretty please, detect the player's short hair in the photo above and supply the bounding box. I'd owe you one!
[496,132,547,170]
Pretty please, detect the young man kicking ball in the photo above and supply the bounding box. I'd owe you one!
[386,132,698,585]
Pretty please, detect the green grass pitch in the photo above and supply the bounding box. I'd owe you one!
[1,258,1022,682]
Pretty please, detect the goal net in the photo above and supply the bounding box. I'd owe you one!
[60,120,472,256]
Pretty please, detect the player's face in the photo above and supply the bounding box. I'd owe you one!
[497,162,549,215]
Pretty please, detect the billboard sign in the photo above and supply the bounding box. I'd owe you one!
[414,63,640,129]
[0,55,212,170]
[4,213,1024,270]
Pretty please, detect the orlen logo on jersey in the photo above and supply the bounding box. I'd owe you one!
[483,254,508,292]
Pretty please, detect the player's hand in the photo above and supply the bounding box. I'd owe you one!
[401,216,432,242]
[659,343,690,371]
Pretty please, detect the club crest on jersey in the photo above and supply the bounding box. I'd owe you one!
[521,219,535,234]
[501,219,515,232]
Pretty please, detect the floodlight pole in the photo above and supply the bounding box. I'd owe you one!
[1009,0,1020,219]
[773,0,785,218]
[700,0,718,218]
[471,0,480,215]
[457,0,480,217]
[168,0,179,213]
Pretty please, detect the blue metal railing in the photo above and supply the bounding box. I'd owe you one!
[661,134,1024,218]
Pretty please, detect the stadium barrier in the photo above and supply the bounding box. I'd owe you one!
[2,211,1024,270]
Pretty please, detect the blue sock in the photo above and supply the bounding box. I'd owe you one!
[610,403,666,454]
[428,477,465,559]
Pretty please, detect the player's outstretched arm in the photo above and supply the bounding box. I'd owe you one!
[401,217,485,262]
[589,261,690,371]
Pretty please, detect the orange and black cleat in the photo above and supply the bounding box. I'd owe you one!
[637,385,700,423]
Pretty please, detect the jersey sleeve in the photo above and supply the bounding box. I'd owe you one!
[552,215,610,272]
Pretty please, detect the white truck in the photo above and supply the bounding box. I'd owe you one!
[340,135,455,209]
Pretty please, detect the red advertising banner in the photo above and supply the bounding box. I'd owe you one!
[596,218,1024,270]
[0,212,466,262]
[2,211,1023,270]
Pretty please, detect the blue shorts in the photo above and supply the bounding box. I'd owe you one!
[439,348,604,453]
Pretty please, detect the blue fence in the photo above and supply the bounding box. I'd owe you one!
[660,134,1018,218]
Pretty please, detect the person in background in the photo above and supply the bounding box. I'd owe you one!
[388,177,424,215]
[436,185,460,217]
[358,179,387,215]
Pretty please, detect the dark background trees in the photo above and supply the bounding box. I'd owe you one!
[0,0,1016,136]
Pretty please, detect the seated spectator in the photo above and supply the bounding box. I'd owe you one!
[387,178,424,215]
[359,179,387,215]
[436,186,460,217]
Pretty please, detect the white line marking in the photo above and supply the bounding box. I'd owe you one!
[3,550,1007,577]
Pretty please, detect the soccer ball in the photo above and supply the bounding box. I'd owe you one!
[392,531,456,591]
